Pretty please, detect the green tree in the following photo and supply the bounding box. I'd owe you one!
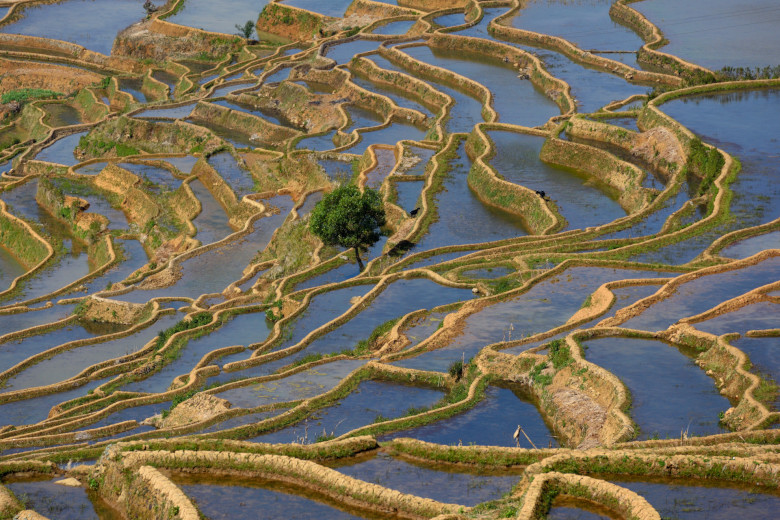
[235,20,256,40]
[309,185,386,271]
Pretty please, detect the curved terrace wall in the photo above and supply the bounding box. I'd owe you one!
[0,58,104,98]
[96,447,462,519]
[466,125,560,234]
[3,4,780,520]
[565,115,684,182]
[0,199,50,270]
[492,0,682,87]
[425,31,574,117]
[609,0,716,85]
[0,33,141,73]
[539,135,652,214]
[94,163,159,230]
[190,101,301,149]
[190,158,258,229]
[76,116,224,159]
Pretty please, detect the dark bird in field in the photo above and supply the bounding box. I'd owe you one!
[410,207,420,217]
[535,190,545,199]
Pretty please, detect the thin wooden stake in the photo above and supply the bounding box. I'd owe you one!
[520,426,538,449]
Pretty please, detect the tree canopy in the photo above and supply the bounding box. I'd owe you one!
[309,185,386,270]
[235,20,256,40]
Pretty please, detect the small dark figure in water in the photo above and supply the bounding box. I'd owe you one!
[410,207,421,217]
[535,190,545,199]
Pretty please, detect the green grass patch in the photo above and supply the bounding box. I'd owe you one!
[549,339,573,370]
[688,137,725,195]
[1,88,62,104]
[154,312,213,352]
[341,317,400,357]
[530,361,552,386]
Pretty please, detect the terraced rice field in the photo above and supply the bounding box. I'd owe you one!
[0,0,779,518]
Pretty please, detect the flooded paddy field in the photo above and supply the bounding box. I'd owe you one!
[1,0,780,518]
[511,0,643,51]
[379,383,558,449]
[582,337,729,440]
[488,130,626,230]
[412,140,528,252]
[172,472,387,520]
[253,380,445,443]
[2,475,119,519]
[633,0,780,70]
[165,0,271,35]
[400,45,559,127]
[329,450,524,506]
[611,477,780,519]
[0,0,144,55]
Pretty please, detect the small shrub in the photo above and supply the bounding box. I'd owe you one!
[235,20,256,39]
[448,359,464,381]
[265,300,283,323]
[73,301,88,316]
[549,339,573,370]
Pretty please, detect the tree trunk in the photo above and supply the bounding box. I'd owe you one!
[353,246,364,272]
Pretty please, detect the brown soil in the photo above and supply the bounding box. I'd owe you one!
[151,235,192,267]
[0,58,102,95]
[112,19,238,61]
[0,485,19,517]
[138,264,182,290]
[74,211,108,236]
[397,151,422,172]
[552,388,607,450]
[0,100,21,122]
[631,126,685,169]
[80,296,147,325]
[158,393,232,429]
[323,15,379,34]
[241,82,348,134]
[53,477,82,487]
